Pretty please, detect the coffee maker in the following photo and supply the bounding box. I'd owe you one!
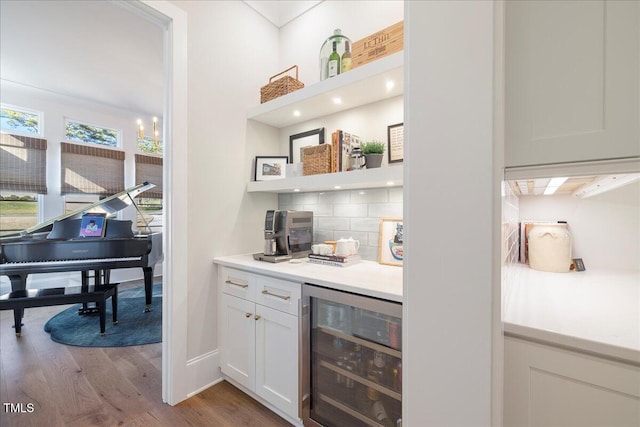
[254,210,313,263]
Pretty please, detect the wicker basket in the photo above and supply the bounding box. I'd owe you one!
[302,144,332,176]
[260,65,305,103]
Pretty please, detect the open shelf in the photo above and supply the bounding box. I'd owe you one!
[246,165,403,193]
[248,52,404,128]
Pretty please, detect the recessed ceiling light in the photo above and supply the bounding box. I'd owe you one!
[334,185,341,190]
[293,110,301,117]
[386,80,395,91]
[332,97,342,105]
[386,181,394,186]
[543,177,568,195]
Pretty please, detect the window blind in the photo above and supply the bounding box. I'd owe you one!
[0,133,48,194]
[135,154,163,199]
[60,142,124,196]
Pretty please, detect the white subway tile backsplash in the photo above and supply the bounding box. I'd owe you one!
[389,187,403,203]
[292,192,318,205]
[314,230,334,244]
[278,193,293,205]
[368,203,403,218]
[334,204,368,217]
[318,216,351,231]
[358,246,379,262]
[351,217,381,232]
[318,191,351,205]
[350,189,389,204]
[279,186,404,261]
[304,204,333,217]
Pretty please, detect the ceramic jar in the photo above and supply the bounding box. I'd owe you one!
[528,223,572,273]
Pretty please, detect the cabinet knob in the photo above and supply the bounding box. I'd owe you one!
[245,312,252,318]
[254,315,261,320]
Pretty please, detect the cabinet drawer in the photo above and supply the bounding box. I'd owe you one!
[255,275,301,316]
[219,267,255,301]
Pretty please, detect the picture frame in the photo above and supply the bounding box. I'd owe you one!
[255,156,288,181]
[289,128,325,164]
[79,212,107,238]
[387,123,404,163]
[378,217,404,266]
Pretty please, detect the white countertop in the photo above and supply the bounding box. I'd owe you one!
[213,254,403,302]
[503,263,640,364]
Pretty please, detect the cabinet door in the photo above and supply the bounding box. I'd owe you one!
[220,293,256,390]
[255,304,299,420]
[504,336,640,427]
[505,0,639,167]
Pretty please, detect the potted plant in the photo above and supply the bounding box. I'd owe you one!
[360,140,385,168]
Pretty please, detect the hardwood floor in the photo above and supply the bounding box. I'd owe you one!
[0,283,291,427]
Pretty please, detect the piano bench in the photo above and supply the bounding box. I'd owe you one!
[0,284,118,337]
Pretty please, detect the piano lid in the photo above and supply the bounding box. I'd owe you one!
[17,182,156,237]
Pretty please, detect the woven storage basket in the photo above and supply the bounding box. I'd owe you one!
[302,144,332,176]
[260,65,304,103]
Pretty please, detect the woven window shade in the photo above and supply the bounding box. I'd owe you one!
[60,142,124,196]
[135,154,163,199]
[0,133,48,194]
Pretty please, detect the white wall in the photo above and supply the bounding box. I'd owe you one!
[279,96,404,168]
[278,0,404,86]
[171,1,280,362]
[405,1,496,425]
[519,182,640,272]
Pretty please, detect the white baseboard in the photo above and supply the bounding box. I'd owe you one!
[186,349,223,398]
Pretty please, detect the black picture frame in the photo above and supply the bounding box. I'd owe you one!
[387,122,404,163]
[289,128,325,164]
[255,156,288,181]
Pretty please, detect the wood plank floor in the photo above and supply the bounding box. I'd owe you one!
[0,283,291,427]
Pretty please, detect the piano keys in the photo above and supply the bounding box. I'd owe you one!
[0,182,163,318]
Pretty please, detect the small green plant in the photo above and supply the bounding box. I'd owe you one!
[361,140,385,154]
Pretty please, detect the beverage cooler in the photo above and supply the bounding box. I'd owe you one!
[301,284,402,427]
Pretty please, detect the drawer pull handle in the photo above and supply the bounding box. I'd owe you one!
[254,315,261,320]
[245,312,252,318]
[226,280,248,289]
[261,289,291,301]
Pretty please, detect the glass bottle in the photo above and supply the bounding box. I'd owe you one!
[319,29,352,80]
[341,40,352,73]
[328,41,340,78]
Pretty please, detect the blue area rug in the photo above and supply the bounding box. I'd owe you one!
[44,284,162,347]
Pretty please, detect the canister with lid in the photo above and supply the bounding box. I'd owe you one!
[528,223,572,273]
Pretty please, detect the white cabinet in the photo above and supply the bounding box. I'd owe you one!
[505,0,639,167]
[247,52,404,194]
[504,336,640,427]
[218,267,301,422]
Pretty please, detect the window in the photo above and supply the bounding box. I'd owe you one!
[65,119,119,147]
[135,197,163,233]
[137,136,163,154]
[134,154,163,232]
[60,142,125,196]
[63,193,99,215]
[0,192,38,236]
[0,105,42,135]
[0,133,47,236]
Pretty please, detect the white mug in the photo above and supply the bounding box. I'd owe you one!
[311,243,333,255]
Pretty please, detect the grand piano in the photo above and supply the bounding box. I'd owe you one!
[0,182,163,315]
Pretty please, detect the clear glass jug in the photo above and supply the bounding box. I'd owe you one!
[319,29,352,80]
